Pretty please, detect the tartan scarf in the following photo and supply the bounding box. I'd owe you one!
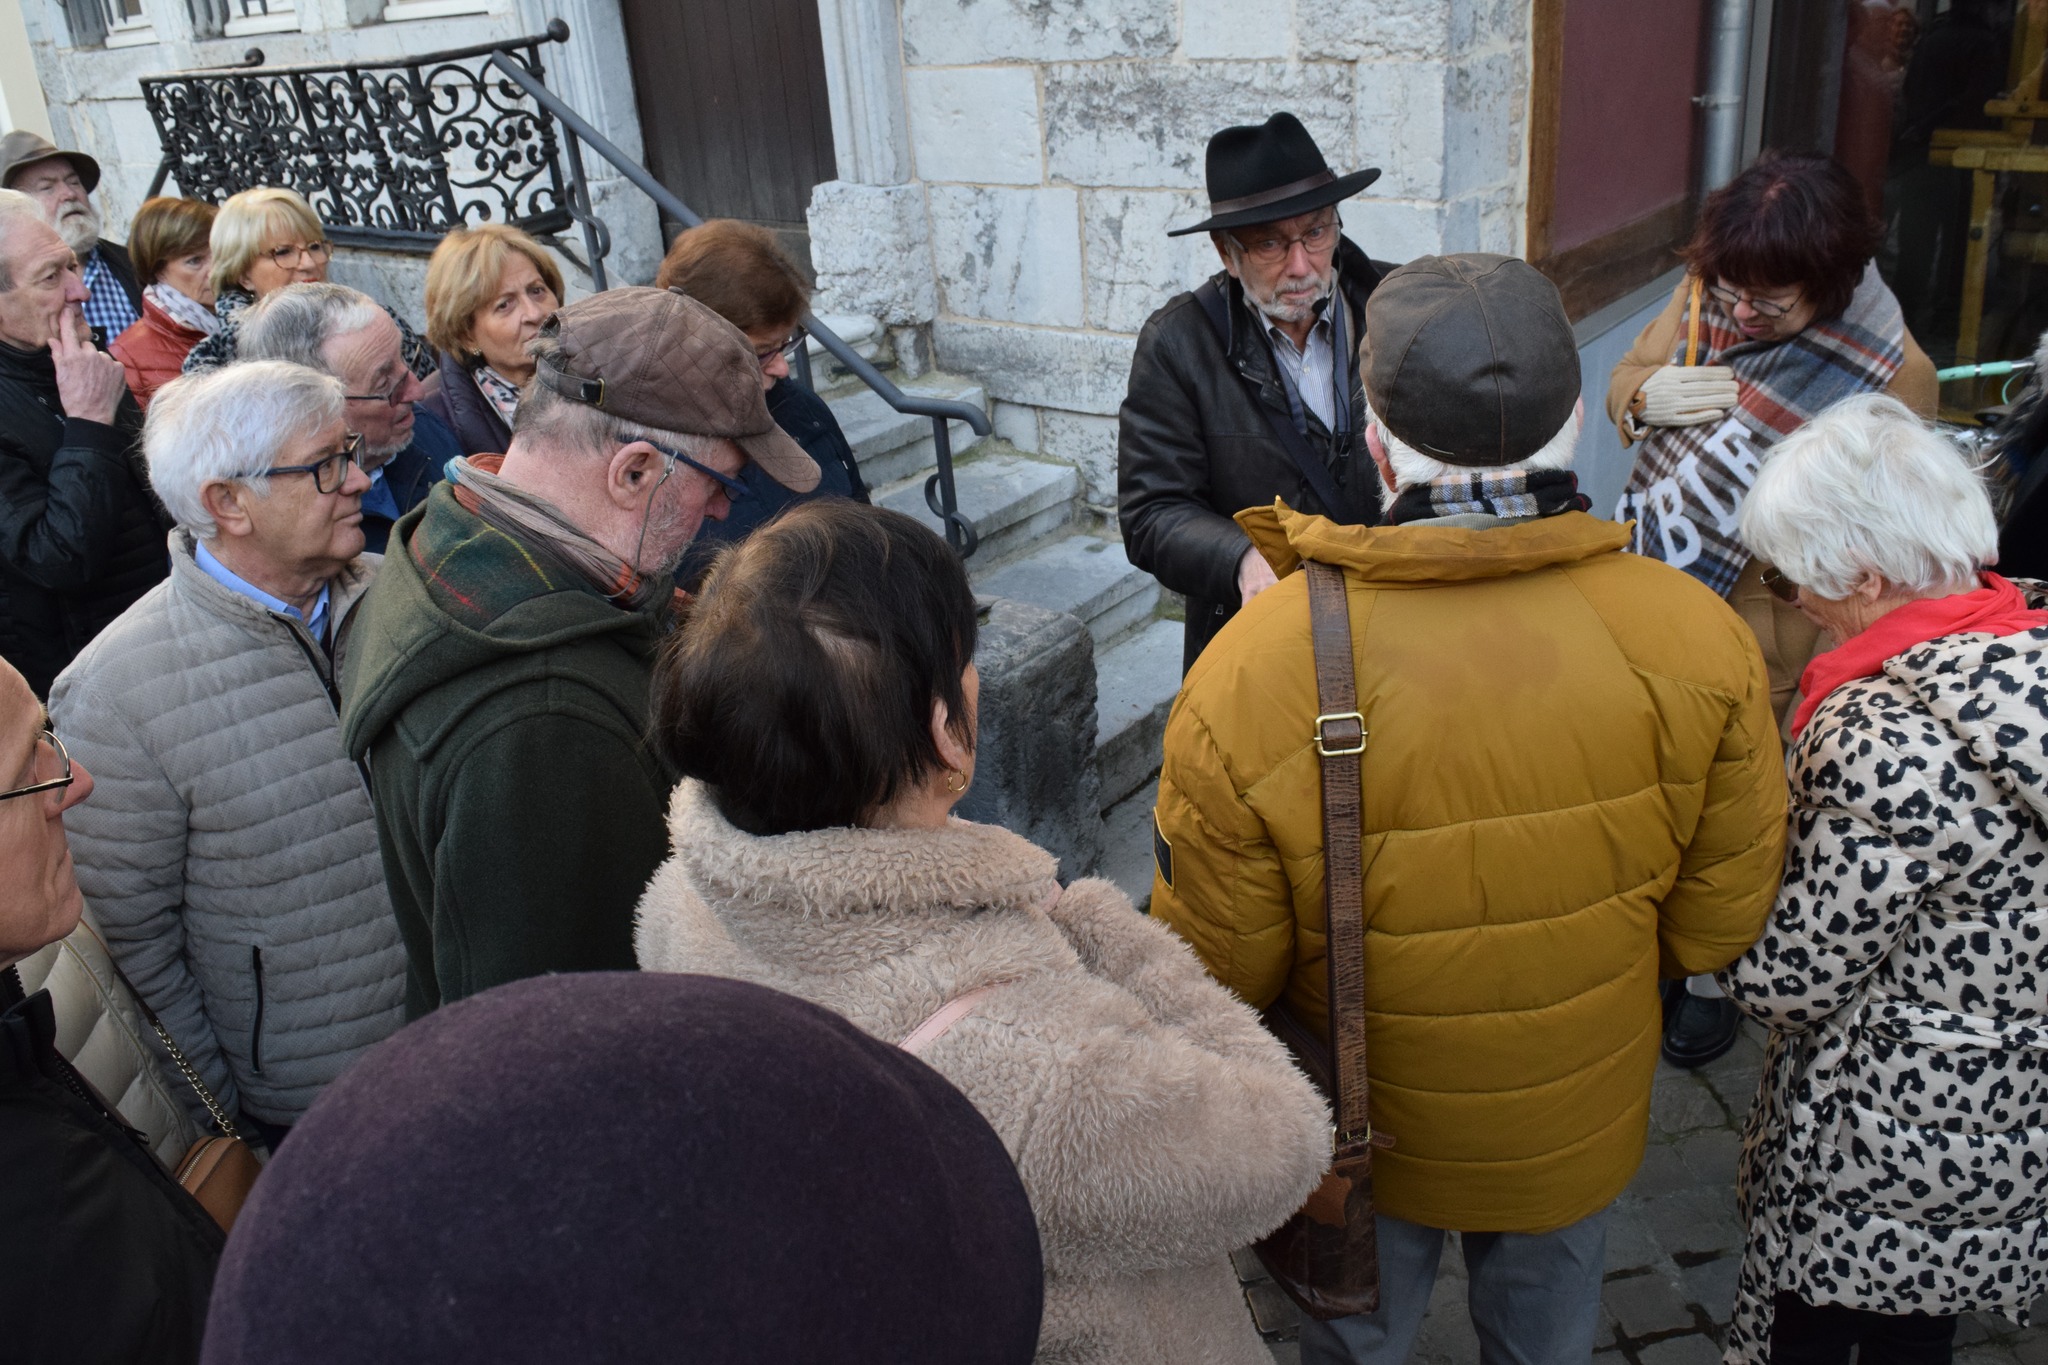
[1616,263,1907,598]
[446,455,674,611]
[1385,467,1591,525]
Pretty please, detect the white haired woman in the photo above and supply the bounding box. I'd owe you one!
[1719,392,2048,1365]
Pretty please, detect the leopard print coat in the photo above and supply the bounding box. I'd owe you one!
[1718,619,2048,1363]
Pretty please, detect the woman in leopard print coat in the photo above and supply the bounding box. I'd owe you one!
[1721,395,2047,1365]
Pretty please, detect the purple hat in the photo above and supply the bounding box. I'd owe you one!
[202,973,1043,1365]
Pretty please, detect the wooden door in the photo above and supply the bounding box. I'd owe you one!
[618,0,837,239]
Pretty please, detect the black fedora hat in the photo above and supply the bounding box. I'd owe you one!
[1168,112,1380,237]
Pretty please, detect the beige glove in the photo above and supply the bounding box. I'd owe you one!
[1636,364,1739,427]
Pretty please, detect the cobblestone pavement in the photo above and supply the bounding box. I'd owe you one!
[1238,1022,2046,1365]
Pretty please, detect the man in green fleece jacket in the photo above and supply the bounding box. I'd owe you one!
[339,288,819,1017]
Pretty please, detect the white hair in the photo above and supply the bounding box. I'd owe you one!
[1738,392,1995,601]
[1370,406,1580,490]
[238,282,386,374]
[0,189,51,292]
[144,360,347,538]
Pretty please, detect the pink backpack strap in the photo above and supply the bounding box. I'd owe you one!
[899,981,1010,1056]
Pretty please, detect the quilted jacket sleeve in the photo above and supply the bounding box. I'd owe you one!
[47,672,237,1119]
[1118,312,1254,609]
[1719,720,1939,1031]
[0,417,142,593]
[1148,700,1297,1011]
[1655,638,1787,978]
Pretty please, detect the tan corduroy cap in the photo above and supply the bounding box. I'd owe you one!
[533,286,820,493]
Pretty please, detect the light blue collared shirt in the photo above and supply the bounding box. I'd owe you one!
[194,540,333,646]
[358,465,398,524]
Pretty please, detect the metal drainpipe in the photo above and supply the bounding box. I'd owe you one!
[1694,0,1757,196]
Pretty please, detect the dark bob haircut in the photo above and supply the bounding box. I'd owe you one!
[650,500,980,836]
[1681,152,1880,322]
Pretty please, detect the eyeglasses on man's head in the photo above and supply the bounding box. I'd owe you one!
[649,441,751,502]
[0,727,73,804]
[755,326,808,367]
[1230,216,1340,266]
[226,431,366,494]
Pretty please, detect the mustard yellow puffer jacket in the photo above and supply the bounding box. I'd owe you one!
[1152,503,1786,1234]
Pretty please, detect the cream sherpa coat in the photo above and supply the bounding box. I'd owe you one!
[636,781,1332,1365]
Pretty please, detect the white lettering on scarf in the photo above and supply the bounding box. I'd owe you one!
[1616,416,1762,572]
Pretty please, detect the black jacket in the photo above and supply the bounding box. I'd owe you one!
[1117,236,1387,670]
[0,969,224,1365]
[417,350,513,458]
[0,336,168,697]
[674,377,870,589]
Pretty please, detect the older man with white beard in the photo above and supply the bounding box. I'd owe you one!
[0,132,142,339]
[1119,112,1395,670]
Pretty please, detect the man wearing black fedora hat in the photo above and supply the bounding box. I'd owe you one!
[1118,112,1390,671]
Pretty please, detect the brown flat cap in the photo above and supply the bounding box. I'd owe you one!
[1360,253,1580,468]
[0,130,101,194]
[534,286,819,493]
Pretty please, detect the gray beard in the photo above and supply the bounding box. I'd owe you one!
[52,203,100,256]
[1245,270,1334,326]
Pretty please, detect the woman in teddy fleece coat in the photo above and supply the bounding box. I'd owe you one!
[634,500,1331,1365]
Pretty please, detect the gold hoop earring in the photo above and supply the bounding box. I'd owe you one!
[945,769,968,794]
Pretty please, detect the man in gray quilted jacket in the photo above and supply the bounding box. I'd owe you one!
[48,358,406,1147]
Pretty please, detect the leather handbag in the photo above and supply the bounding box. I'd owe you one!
[1252,558,1384,1320]
[85,925,264,1232]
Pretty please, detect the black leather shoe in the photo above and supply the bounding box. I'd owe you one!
[1662,991,1740,1068]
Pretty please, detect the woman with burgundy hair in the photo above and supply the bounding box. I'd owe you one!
[1607,152,1936,1071]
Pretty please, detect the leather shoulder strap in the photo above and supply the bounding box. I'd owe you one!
[1304,560,1371,1146]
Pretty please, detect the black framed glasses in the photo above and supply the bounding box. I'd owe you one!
[1760,564,1801,604]
[227,431,365,494]
[1707,282,1799,320]
[0,728,73,804]
[650,442,751,502]
[755,326,808,367]
[1231,216,1340,265]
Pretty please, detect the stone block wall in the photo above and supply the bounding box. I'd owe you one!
[812,0,1532,507]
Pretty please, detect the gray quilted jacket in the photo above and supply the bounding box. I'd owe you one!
[48,531,405,1125]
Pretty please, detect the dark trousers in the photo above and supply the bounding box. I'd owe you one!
[238,1110,292,1155]
[1772,1291,1959,1365]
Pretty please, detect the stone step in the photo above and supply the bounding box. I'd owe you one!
[1093,617,1183,811]
[971,534,1162,648]
[877,448,1080,566]
[828,378,988,489]
[1100,776,1161,911]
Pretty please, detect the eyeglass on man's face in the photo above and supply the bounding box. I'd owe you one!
[754,326,807,368]
[226,431,366,494]
[1707,282,1800,320]
[649,441,751,502]
[266,240,332,269]
[1232,216,1340,266]
[0,727,74,804]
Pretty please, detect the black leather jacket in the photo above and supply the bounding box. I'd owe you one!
[0,335,167,696]
[1117,236,1386,670]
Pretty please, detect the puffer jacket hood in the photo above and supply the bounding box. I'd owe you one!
[339,485,664,765]
[1153,500,1786,1234]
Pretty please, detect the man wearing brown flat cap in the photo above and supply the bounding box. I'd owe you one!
[340,286,819,1017]
[0,131,142,339]
[1153,256,1782,1364]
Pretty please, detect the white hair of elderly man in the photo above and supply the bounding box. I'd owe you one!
[142,359,349,540]
[1372,406,1582,491]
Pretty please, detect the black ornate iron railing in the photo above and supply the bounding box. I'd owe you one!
[138,20,988,556]
[139,20,606,274]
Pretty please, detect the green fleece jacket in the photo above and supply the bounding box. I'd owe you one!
[338,485,675,1018]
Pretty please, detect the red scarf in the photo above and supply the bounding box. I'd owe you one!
[1792,573,2048,736]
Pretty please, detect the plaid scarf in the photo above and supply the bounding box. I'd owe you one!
[1385,467,1591,525]
[446,455,675,611]
[1616,263,1907,598]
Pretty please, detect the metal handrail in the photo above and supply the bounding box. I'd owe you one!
[482,28,988,555]
[139,18,987,555]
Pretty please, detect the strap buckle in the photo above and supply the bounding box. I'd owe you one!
[1315,710,1366,757]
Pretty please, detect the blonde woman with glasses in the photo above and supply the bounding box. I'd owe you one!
[181,186,435,382]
